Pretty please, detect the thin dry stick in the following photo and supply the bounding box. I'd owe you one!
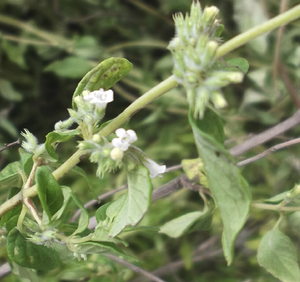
[132,249,222,282]
[229,108,300,156]
[0,139,20,153]
[0,263,10,280]
[104,254,166,282]
[237,137,300,166]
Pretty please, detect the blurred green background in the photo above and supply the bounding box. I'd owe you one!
[1,0,300,281]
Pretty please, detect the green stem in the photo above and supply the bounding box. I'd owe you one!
[1,5,300,218]
[216,4,300,58]
[252,202,300,212]
[97,75,178,137]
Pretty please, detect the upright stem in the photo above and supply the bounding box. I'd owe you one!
[216,4,300,58]
[1,4,300,218]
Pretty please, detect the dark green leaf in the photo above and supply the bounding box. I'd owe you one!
[70,165,97,200]
[1,40,27,69]
[7,228,62,271]
[76,241,132,260]
[45,130,80,159]
[257,228,300,282]
[52,186,72,221]
[0,187,22,228]
[72,57,133,108]
[36,166,64,219]
[0,78,23,101]
[19,149,34,177]
[160,202,214,238]
[44,56,95,78]
[193,107,225,145]
[189,110,251,265]
[107,165,152,237]
[95,202,111,222]
[225,58,249,73]
[70,193,89,236]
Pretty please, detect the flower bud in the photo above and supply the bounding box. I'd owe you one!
[83,114,95,124]
[202,6,219,28]
[74,96,91,113]
[92,134,102,143]
[54,118,74,132]
[211,91,228,109]
[173,13,185,40]
[186,72,198,86]
[202,41,218,68]
[110,147,124,161]
[190,1,202,32]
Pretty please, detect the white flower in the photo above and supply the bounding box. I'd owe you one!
[112,128,137,151]
[83,88,114,109]
[142,158,166,178]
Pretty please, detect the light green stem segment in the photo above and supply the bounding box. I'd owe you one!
[216,4,300,58]
[1,5,300,217]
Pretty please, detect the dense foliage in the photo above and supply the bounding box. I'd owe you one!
[1,0,300,281]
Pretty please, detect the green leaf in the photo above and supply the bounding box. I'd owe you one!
[257,228,300,282]
[11,262,40,282]
[20,149,34,177]
[160,202,214,238]
[70,165,98,200]
[36,166,64,219]
[7,228,62,271]
[0,161,22,190]
[194,107,225,145]
[0,117,19,137]
[45,130,80,159]
[0,187,22,230]
[72,57,133,108]
[264,191,288,204]
[0,78,23,101]
[1,40,27,68]
[225,58,249,74]
[44,56,95,78]
[70,193,89,236]
[52,186,72,221]
[107,165,152,237]
[189,109,251,265]
[96,202,111,222]
[75,241,132,260]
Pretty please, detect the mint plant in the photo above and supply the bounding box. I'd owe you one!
[1,1,300,281]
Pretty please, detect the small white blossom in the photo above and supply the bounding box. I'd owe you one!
[112,128,137,151]
[142,158,166,178]
[83,88,114,109]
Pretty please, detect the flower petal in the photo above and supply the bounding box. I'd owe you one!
[127,129,138,143]
[115,128,126,138]
[142,158,166,178]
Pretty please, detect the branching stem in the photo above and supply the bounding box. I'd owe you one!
[1,4,300,218]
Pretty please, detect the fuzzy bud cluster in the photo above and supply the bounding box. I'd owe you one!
[69,89,113,126]
[168,1,244,118]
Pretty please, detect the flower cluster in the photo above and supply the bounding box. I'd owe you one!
[168,1,244,118]
[110,128,166,178]
[68,88,114,139]
[69,88,113,124]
